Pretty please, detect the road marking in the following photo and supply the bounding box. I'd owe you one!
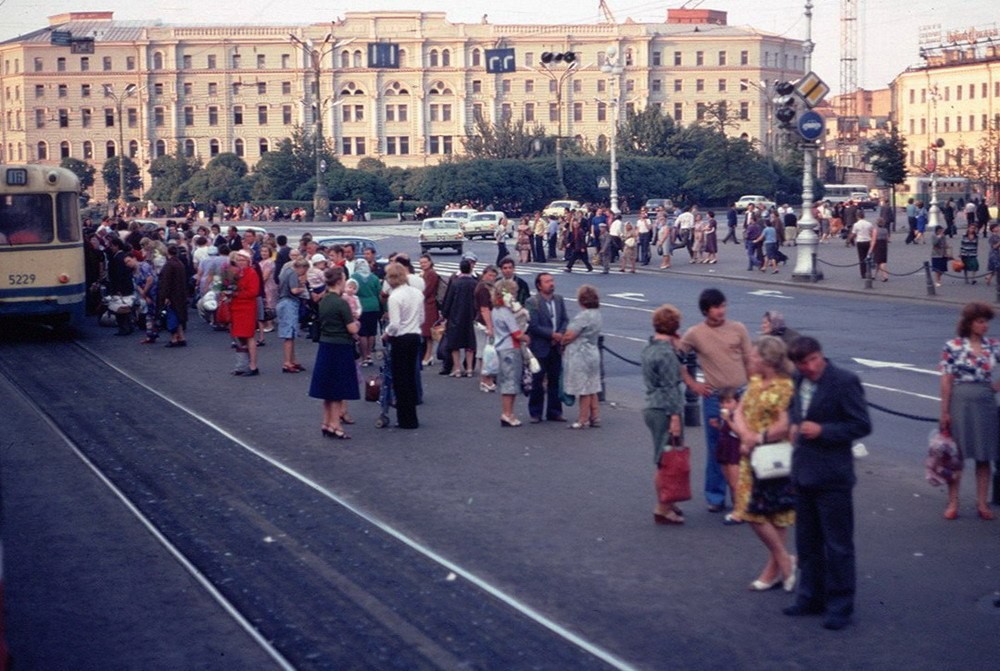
[748,289,793,299]
[72,342,638,671]
[854,357,941,376]
[604,332,647,344]
[862,382,940,402]
[607,292,647,302]
[601,301,655,314]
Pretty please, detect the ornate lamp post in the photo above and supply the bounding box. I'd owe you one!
[536,52,580,198]
[601,46,624,215]
[103,83,141,214]
[791,0,823,282]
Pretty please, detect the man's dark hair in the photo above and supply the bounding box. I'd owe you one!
[276,234,287,246]
[788,336,822,363]
[534,272,552,290]
[460,258,473,274]
[698,288,726,315]
[499,256,515,268]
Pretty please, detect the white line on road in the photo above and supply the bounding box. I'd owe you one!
[74,343,638,671]
[601,301,655,314]
[862,382,940,402]
[604,332,648,344]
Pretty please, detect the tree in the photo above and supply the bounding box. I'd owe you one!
[683,137,776,206]
[618,106,676,156]
[462,116,547,160]
[972,119,1000,205]
[251,127,336,201]
[863,127,907,208]
[146,153,202,204]
[699,101,741,136]
[101,156,142,202]
[60,157,96,202]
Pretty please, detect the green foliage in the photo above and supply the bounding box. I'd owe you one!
[60,157,95,201]
[206,152,249,177]
[618,106,677,156]
[146,153,202,203]
[863,127,908,188]
[462,116,548,159]
[683,138,776,206]
[101,156,142,201]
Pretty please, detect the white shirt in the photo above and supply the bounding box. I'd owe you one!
[636,216,651,234]
[676,211,695,230]
[851,219,875,243]
[609,218,624,237]
[385,284,425,336]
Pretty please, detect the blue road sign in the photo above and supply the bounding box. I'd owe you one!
[797,110,825,141]
[485,48,516,74]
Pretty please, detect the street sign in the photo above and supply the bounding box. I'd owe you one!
[485,48,516,74]
[597,176,610,189]
[795,71,829,108]
[367,43,400,68]
[797,110,825,141]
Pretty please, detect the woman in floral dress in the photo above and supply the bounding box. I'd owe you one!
[562,285,603,429]
[730,335,797,592]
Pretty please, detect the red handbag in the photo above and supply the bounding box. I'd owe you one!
[655,435,692,504]
[215,298,232,325]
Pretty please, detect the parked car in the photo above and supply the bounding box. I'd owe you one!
[542,200,587,218]
[734,195,777,212]
[317,236,390,270]
[643,198,674,212]
[442,208,479,222]
[418,218,465,254]
[463,211,505,240]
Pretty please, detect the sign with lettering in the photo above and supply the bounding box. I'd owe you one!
[367,43,399,69]
[485,48,516,74]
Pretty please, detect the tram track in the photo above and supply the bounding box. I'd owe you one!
[0,339,629,671]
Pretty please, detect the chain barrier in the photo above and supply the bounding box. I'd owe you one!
[815,257,861,268]
[885,265,930,277]
[867,400,938,423]
[600,342,642,367]
[939,269,993,281]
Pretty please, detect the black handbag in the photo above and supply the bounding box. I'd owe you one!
[309,319,321,343]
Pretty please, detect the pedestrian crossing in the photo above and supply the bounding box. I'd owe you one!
[432,259,557,276]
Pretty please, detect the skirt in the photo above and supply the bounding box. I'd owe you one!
[309,342,361,401]
[949,382,999,461]
[496,348,523,395]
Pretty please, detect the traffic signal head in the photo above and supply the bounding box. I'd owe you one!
[541,51,575,65]
[773,81,798,129]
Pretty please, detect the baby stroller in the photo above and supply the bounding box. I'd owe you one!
[374,344,395,428]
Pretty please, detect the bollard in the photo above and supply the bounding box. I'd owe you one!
[864,255,874,289]
[597,335,606,402]
[811,252,819,282]
[683,350,701,427]
[995,278,1000,305]
[924,261,936,296]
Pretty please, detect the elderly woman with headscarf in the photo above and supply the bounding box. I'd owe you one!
[760,310,800,347]
[352,256,383,366]
[157,244,190,347]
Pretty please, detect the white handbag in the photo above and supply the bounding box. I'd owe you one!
[751,441,794,479]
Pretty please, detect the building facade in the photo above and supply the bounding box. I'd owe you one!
[0,9,805,200]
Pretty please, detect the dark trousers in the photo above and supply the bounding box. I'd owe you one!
[548,233,557,259]
[638,231,652,265]
[856,241,871,278]
[533,235,546,262]
[722,225,739,244]
[905,217,918,243]
[496,242,509,266]
[391,334,420,429]
[794,486,856,618]
[528,349,563,420]
[565,248,592,272]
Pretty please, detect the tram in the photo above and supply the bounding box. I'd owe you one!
[0,164,85,330]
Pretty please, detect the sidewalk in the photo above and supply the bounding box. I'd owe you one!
[656,226,997,307]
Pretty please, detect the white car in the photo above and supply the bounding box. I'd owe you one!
[442,208,478,222]
[734,195,776,213]
[542,200,587,218]
[419,217,465,254]
[463,211,505,240]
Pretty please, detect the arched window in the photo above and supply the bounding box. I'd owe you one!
[83,140,93,159]
[60,141,70,158]
[597,135,608,153]
[210,139,220,156]
[106,140,116,158]
[340,50,350,68]
[37,141,48,160]
[428,81,453,95]
[258,138,269,155]
[155,139,166,157]
[429,49,439,67]
[352,50,362,68]
[442,49,451,67]
[386,81,409,96]
[234,138,244,156]
[184,139,195,157]
[129,140,139,158]
[472,49,481,67]
[398,49,407,67]
[153,52,164,70]
[340,82,365,97]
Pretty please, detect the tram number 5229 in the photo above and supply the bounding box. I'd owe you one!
[8,274,37,285]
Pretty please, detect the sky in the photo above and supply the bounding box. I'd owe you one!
[2,0,996,93]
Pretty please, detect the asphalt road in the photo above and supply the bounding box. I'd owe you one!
[1,219,998,670]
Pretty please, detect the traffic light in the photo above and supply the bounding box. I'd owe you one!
[541,51,576,65]
[774,81,798,129]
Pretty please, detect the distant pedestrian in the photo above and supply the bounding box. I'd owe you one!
[930,225,949,287]
[495,217,511,266]
[526,272,569,423]
[384,262,424,430]
[563,219,593,273]
[872,213,890,282]
[492,279,530,427]
[310,266,361,439]
[702,211,718,263]
[723,204,740,244]
[986,223,1000,286]
[959,226,980,284]
[848,212,874,279]
[562,285,603,429]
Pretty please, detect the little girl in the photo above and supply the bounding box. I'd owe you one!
[711,388,742,524]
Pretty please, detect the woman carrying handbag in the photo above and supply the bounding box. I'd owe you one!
[642,305,688,525]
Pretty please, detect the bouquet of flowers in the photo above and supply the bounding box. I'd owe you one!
[215,264,242,297]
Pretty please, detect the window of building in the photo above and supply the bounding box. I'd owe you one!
[34,57,43,72]
[35,109,45,128]
[126,56,135,71]
[674,79,682,92]
[207,139,218,157]
[674,51,682,66]
[257,105,268,125]
[718,79,726,92]
[183,55,192,69]
[502,79,511,94]
[524,102,535,122]
[105,108,115,127]
[154,82,164,96]
[282,105,292,124]
[257,82,266,95]
[740,102,749,120]
[184,139,195,157]
[652,51,661,66]
[279,53,289,69]
[234,138,244,157]
[501,103,512,121]
[60,141,70,158]
[956,116,962,131]
[182,82,192,96]
[341,137,353,155]
[673,102,682,122]
[741,50,749,65]
[969,84,975,99]
[909,118,915,134]
[398,104,408,122]
[83,140,93,159]
[573,102,583,122]
[35,85,43,98]
[525,79,534,94]
[81,108,92,128]
[125,107,136,128]
[232,82,241,96]
[982,82,988,98]
[909,89,915,104]
[153,52,163,70]
[696,51,704,66]
[956,86,961,100]
[353,104,365,122]
[718,51,727,66]
[626,79,635,92]
[35,141,48,161]
[573,79,583,93]
[652,79,661,93]
[154,107,165,127]
[57,57,66,72]
[385,105,395,122]
[58,84,67,98]
[232,54,241,69]
[59,109,69,128]
[696,79,704,92]
[442,49,451,67]
[256,54,266,69]
[597,101,607,122]
[258,138,269,155]
[181,106,192,126]
[78,57,90,72]
[944,86,950,101]
[429,50,439,67]
[471,49,481,67]
[696,102,706,120]
[81,83,91,98]
[472,80,482,94]
[282,81,291,95]
[428,104,438,122]
[548,102,557,123]
[106,141,116,159]
[473,103,483,121]
[944,117,950,132]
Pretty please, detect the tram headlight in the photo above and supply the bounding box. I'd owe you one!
[58,274,69,284]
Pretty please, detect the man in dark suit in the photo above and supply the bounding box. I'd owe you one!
[526,272,569,423]
[785,336,872,631]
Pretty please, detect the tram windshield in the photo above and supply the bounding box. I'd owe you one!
[0,193,79,245]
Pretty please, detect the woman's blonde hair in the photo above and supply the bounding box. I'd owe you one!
[384,262,408,289]
[756,335,794,376]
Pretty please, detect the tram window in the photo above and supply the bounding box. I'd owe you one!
[56,192,80,242]
[0,194,54,244]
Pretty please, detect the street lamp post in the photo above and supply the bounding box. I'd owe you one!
[791,0,823,282]
[601,46,624,215]
[929,138,944,230]
[103,83,140,214]
[537,54,579,198]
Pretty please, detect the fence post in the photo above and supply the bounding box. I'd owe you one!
[864,255,874,289]
[597,334,606,402]
[684,351,701,427]
[924,261,936,296]
[811,252,819,282]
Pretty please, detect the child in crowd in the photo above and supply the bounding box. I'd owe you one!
[712,387,743,525]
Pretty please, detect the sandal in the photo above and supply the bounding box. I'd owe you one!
[588,418,601,428]
[322,427,350,440]
[282,366,301,374]
[256,340,266,346]
[568,422,588,429]
[341,415,355,425]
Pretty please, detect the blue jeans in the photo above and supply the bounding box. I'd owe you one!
[702,394,729,507]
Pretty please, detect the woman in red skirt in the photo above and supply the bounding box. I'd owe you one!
[229,250,262,376]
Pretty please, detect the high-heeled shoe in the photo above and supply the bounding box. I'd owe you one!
[422,358,434,366]
[500,415,522,427]
[749,576,782,591]
[783,556,798,592]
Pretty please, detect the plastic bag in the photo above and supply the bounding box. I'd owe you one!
[926,430,962,486]
[482,342,499,376]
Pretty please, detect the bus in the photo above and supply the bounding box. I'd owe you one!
[899,176,972,206]
[0,164,85,330]
[822,184,876,209]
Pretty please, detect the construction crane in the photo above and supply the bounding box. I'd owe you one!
[838,0,860,170]
[678,0,705,9]
[598,0,616,24]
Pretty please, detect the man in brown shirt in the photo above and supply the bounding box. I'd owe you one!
[681,288,753,516]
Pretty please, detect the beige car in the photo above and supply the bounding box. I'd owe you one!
[463,211,505,240]
[418,217,465,254]
[542,200,587,218]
